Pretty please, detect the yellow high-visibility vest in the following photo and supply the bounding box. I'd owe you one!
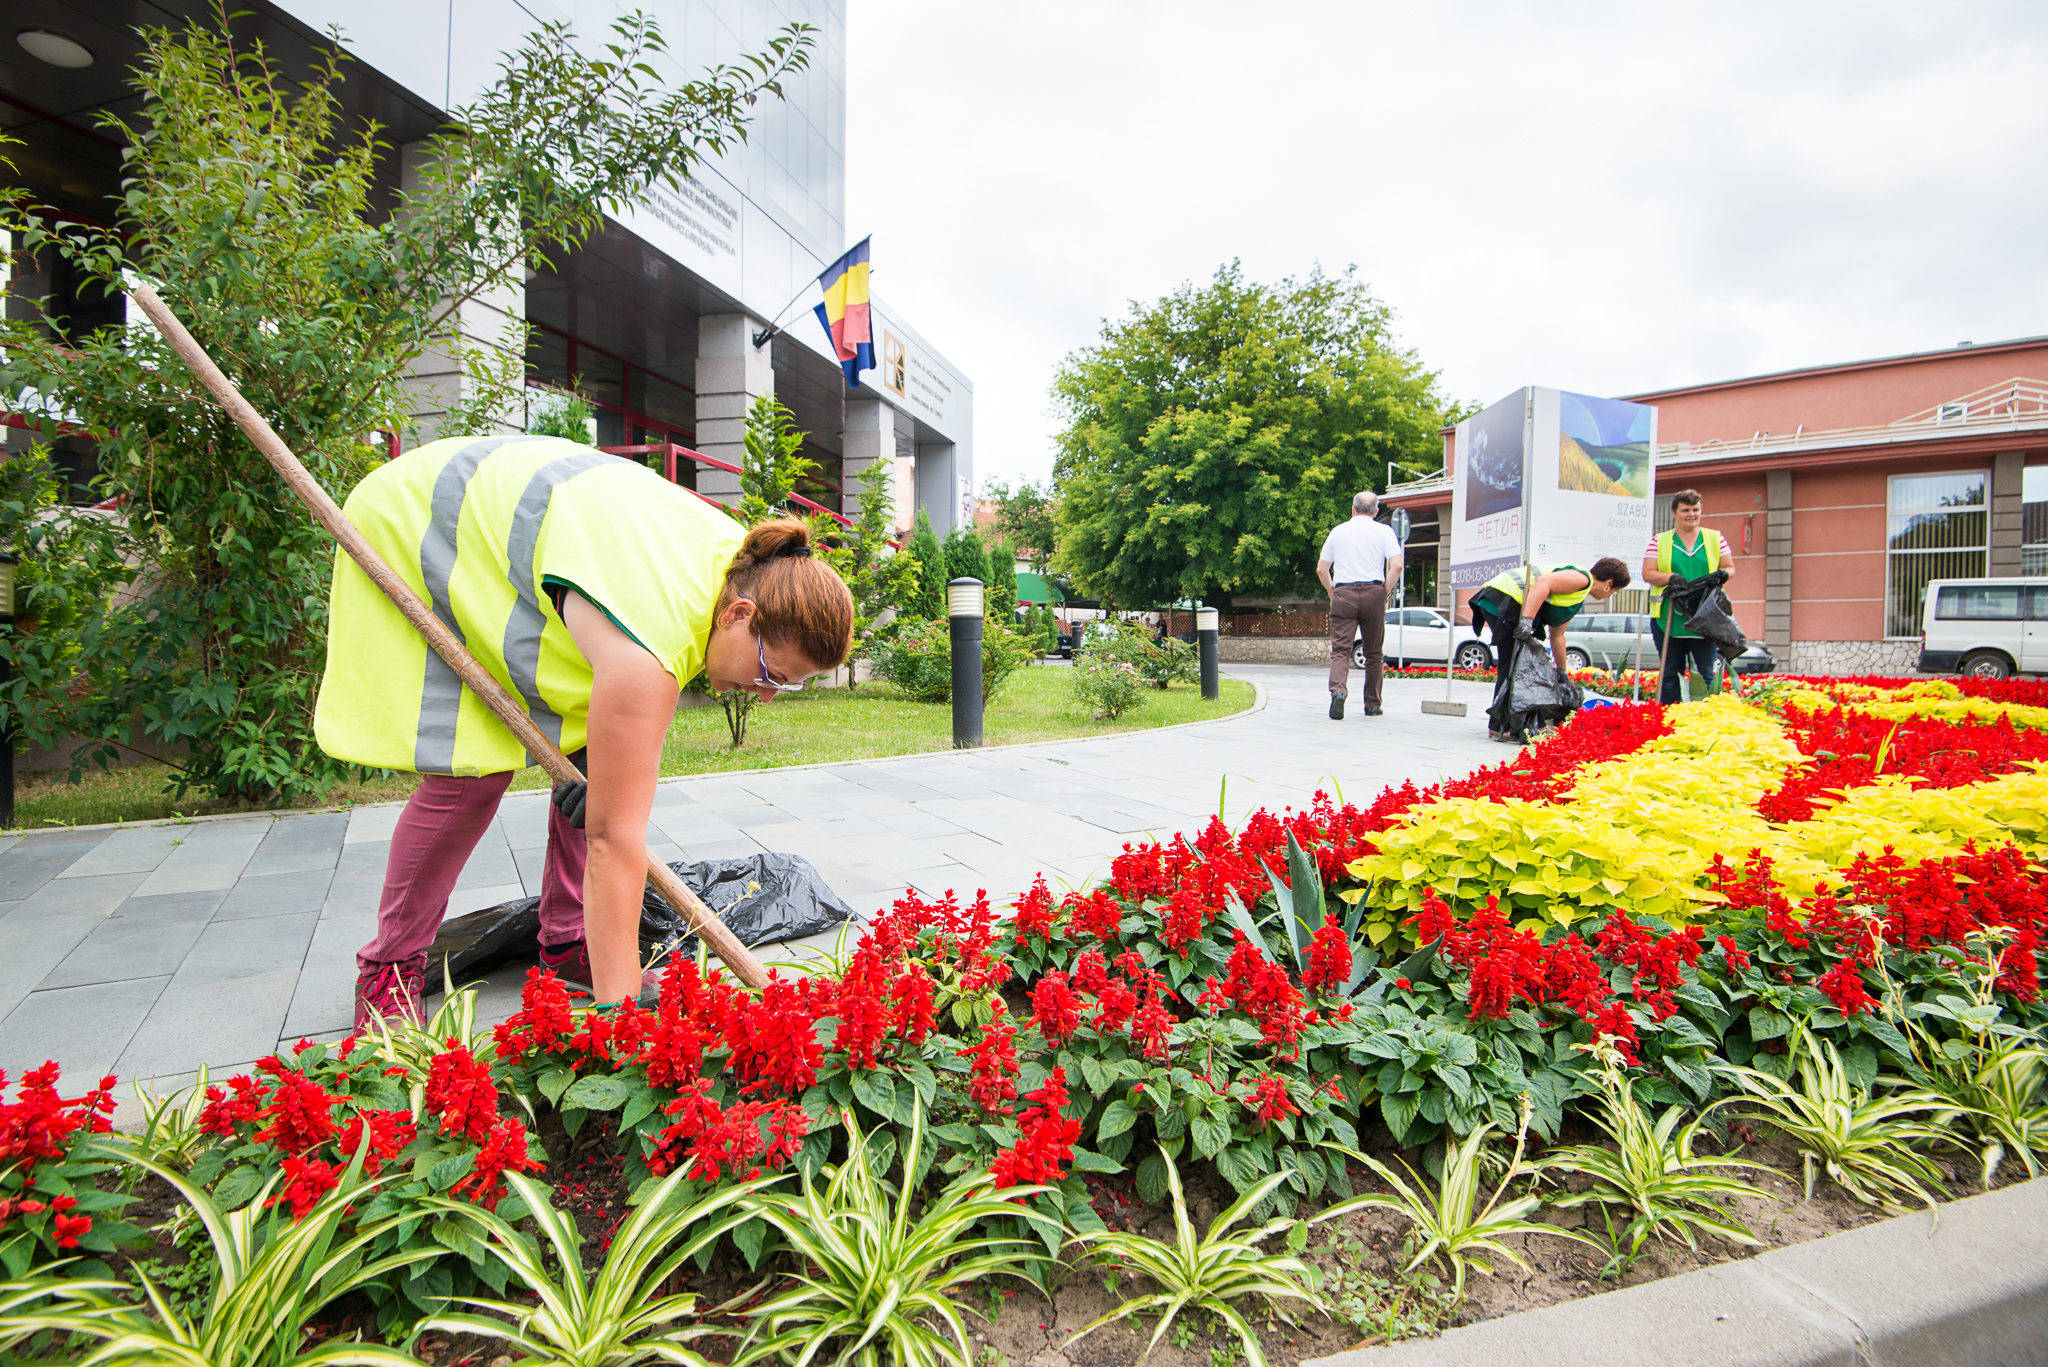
[1647,529,1722,609]
[1482,563,1591,612]
[314,435,743,776]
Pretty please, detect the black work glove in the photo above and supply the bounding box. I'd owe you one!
[1666,572,1691,588]
[1514,616,1538,640]
[1700,569,1731,591]
[550,778,588,830]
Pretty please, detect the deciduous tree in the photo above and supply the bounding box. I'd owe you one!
[1051,262,1451,610]
[0,10,810,801]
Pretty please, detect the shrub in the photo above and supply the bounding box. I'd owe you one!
[1071,648,1146,720]
[865,619,1036,704]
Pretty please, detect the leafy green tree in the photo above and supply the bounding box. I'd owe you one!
[1051,261,1452,610]
[980,477,1060,572]
[0,11,812,802]
[737,394,817,525]
[942,522,990,596]
[905,508,947,621]
[821,460,919,687]
[985,537,1018,621]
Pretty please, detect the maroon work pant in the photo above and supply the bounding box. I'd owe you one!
[357,771,587,972]
[1328,582,1388,706]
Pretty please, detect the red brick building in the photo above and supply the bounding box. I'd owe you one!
[1386,337,2048,674]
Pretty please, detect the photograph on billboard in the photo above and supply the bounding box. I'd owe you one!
[1448,388,1529,588]
[1463,391,1525,520]
[1526,388,1656,575]
[1557,391,1653,498]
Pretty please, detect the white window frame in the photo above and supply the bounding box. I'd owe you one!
[1885,469,1990,638]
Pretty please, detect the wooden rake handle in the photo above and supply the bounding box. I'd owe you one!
[129,284,769,992]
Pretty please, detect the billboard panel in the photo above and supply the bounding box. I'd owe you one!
[1448,388,1529,588]
[1527,389,1656,575]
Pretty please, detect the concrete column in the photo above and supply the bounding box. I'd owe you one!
[915,440,960,536]
[1765,469,1793,657]
[401,143,524,442]
[840,397,892,518]
[1989,450,2026,575]
[694,314,773,507]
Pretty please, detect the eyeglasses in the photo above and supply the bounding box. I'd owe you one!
[755,635,806,693]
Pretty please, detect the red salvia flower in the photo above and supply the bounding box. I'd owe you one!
[268,1156,341,1221]
[452,1117,542,1211]
[1303,916,1353,993]
[424,1043,500,1145]
[960,1017,1021,1115]
[1032,972,1083,1042]
[1011,875,1059,944]
[251,1062,339,1155]
[1243,1074,1299,1126]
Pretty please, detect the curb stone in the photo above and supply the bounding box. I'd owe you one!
[1303,1175,2048,1367]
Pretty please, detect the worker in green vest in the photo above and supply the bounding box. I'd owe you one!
[317,436,854,1027]
[1468,557,1632,741]
[1641,489,1734,705]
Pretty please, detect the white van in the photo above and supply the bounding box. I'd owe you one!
[1917,578,2048,679]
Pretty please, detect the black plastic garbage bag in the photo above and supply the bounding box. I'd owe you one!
[1486,639,1584,741]
[1665,572,1748,665]
[427,852,856,982]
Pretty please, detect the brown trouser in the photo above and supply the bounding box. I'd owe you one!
[1328,582,1387,705]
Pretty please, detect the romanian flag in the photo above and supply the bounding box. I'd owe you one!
[813,237,873,388]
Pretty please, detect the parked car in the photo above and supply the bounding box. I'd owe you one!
[1731,641,1777,675]
[1560,612,1776,678]
[1352,608,1493,671]
[1561,613,1656,672]
[1916,577,2048,680]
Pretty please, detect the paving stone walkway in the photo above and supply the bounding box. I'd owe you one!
[0,665,1502,1109]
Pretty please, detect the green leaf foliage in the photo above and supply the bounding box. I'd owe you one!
[1051,261,1454,609]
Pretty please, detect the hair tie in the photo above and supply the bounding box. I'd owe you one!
[777,544,813,559]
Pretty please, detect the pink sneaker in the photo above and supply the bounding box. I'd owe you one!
[539,939,660,998]
[354,954,428,1030]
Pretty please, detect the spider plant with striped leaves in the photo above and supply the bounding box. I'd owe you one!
[416,1160,771,1367]
[0,1142,436,1366]
[1719,1029,1954,1213]
[1532,1039,1766,1277]
[731,1098,1055,1367]
[1064,1146,1325,1367]
[1315,1098,1595,1300]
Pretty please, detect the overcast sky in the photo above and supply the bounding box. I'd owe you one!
[844,1,2048,489]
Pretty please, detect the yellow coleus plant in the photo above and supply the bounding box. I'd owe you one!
[1777,679,2048,733]
[1346,796,1724,932]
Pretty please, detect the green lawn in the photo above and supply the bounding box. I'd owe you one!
[6,667,1255,830]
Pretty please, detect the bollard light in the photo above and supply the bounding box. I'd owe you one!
[946,578,984,619]
[1195,605,1220,701]
[948,577,984,749]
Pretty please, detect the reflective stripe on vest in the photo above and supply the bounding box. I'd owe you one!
[1648,530,1722,608]
[315,435,743,776]
[1482,563,1590,611]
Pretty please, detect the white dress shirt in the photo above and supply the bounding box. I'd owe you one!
[1319,517,1402,584]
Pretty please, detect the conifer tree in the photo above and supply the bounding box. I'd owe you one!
[907,508,948,621]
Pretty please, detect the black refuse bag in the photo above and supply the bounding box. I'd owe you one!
[426,852,857,983]
[1664,572,1748,665]
[1485,637,1584,741]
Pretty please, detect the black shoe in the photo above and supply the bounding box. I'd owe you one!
[1329,694,1345,720]
[1363,706,1383,716]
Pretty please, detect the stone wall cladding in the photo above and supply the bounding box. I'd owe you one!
[1217,637,1329,664]
[1787,639,1923,676]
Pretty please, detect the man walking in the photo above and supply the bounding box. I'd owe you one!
[1317,491,1403,719]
